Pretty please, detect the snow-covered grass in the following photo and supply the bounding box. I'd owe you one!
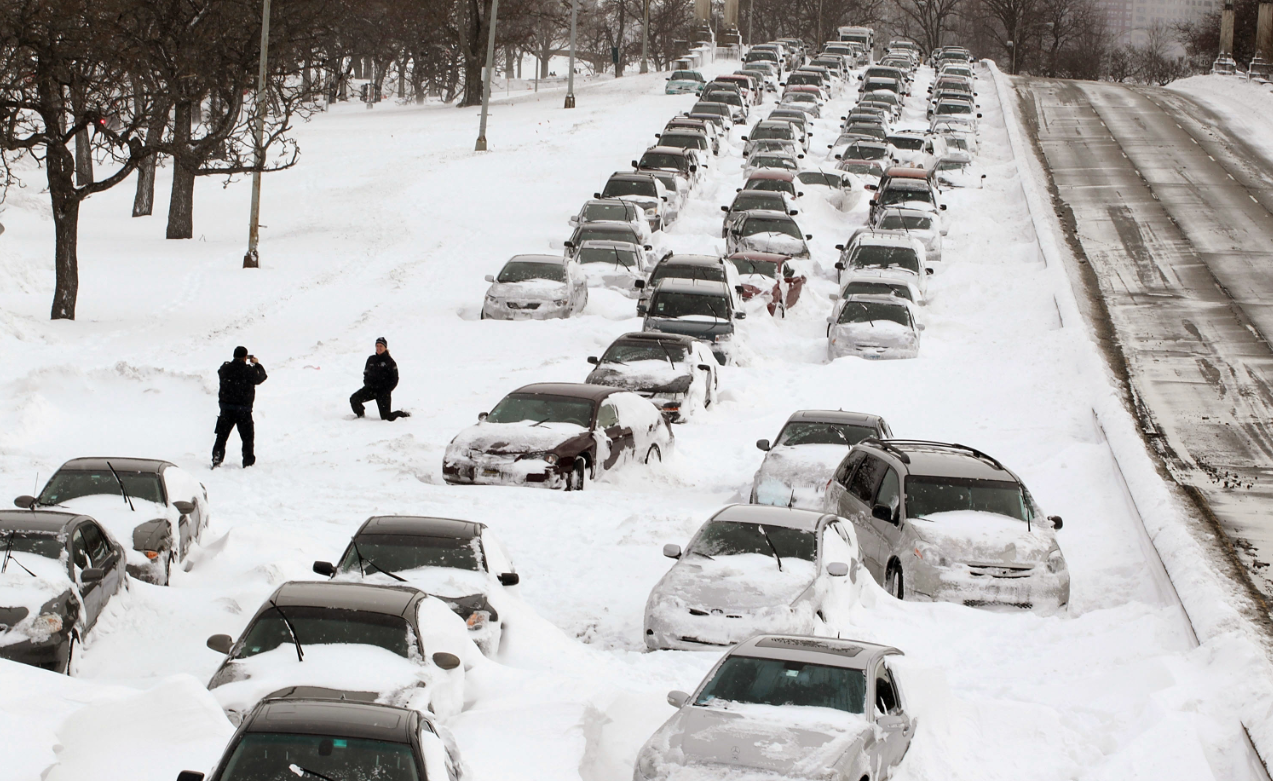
[1,57,1270,781]
[1170,74,1273,166]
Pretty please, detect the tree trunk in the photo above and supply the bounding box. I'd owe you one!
[166,100,195,240]
[46,145,81,320]
[133,98,165,217]
[460,0,489,107]
[75,126,94,186]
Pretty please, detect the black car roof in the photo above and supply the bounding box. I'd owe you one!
[659,254,723,267]
[786,409,885,426]
[0,509,80,533]
[246,698,415,743]
[865,440,1018,481]
[269,581,423,617]
[511,382,619,401]
[55,457,172,473]
[356,516,484,539]
[611,331,698,346]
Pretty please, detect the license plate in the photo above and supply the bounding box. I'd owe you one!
[482,468,501,477]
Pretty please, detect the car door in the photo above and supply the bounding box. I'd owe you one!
[71,521,120,629]
[596,400,634,471]
[843,455,889,580]
[870,467,905,572]
[871,660,915,771]
[163,467,199,555]
[828,450,865,515]
[817,520,860,617]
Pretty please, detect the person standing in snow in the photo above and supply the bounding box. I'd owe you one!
[350,337,411,421]
[212,346,268,468]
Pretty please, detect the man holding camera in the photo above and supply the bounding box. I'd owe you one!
[212,346,268,468]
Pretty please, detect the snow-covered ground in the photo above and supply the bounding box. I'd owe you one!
[1,57,1271,781]
[1170,74,1273,166]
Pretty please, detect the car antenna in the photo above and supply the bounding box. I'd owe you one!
[268,597,304,662]
[105,461,135,512]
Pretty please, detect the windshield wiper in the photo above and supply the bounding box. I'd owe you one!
[289,764,338,781]
[530,417,553,428]
[656,341,678,369]
[756,526,783,571]
[268,598,305,662]
[105,461,135,512]
[351,541,406,582]
[1,532,37,577]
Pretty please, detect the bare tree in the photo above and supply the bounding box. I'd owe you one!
[896,0,968,54]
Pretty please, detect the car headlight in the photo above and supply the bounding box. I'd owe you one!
[516,451,558,464]
[29,613,63,640]
[644,205,657,215]
[913,543,950,567]
[1047,549,1066,574]
[553,299,568,306]
[635,746,662,780]
[466,610,491,631]
[485,294,499,303]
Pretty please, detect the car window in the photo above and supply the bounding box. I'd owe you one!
[834,450,866,487]
[876,468,901,514]
[848,455,888,504]
[875,664,901,715]
[80,522,111,563]
[597,402,619,429]
[218,733,419,781]
[71,528,91,570]
[821,522,856,569]
[486,393,594,427]
[695,655,866,714]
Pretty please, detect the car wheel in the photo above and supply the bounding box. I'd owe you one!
[566,460,587,491]
[158,549,174,587]
[886,563,904,600]
[645,444,662,464]
[480,310,486,320]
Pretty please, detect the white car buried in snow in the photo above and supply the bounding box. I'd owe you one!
[481,254,588,320]
[751,410,893,509]
[835,233,931,301]
[643,505,862,651]
[872,207,944,262]
[585,331,719,423]
[576,239,649,297]
[568,198,653,245]
[827,294,923,361]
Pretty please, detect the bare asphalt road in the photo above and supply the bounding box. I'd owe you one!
[1014,76,1273,614]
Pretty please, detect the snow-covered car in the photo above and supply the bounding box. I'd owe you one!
[742,169,802,200]
[701,86,748,123]
[313,516,520,658]
[481,254,588,320]
[653,129,713,159]
[751,410,893,508]
[873,207,943,261]
[835,233,931,300]
[827,132,881,162]
[576,240,648,296]
[767,109,812,150]
[839,271,923,307]
[862,89,903,118]
[643,279,743,365]
[585,331,719,422]
[827,294,923,360]
[178,696,463,781]
[599,171,676,230]
[686,102,732,132]
[20,457,209,586]
[836,158,886,188]
[835,139,892,164]
[721,190,798,239]
[204,581,473,726]
[742,121,800,157]
[635,254,740,315]
[442,383,674,490]
[665,69,705,95]
[726,210,812,259]
[643,505,862,651]
[796,168,858,210]
[664,117,721,155]
[568,198,652,245]
[779,94,822,117]
[635,146,704,187]
[742,151,800,180]
[887,131,933,168]
[825,439,1070,612]
[635,635,915,781]
[566,220,661,268]
[0,509,127,673]
[743,137,804,162]
[726,251,806,316]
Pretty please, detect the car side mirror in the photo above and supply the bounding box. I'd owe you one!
[564,241,575,249]
[939,204,947,211]
[637,305,648,315]
[312,561,337,578]
[798,191,805,197]
[499,572,521,586]
[834,243,845,251]
[667,690,690,708]
[587,356,600,365]
[805,234,813,240]
[13,495,36,509]
[655,132,661,137]
[663,543,682,559]
[872,504,897,524]
[80,567,105,583]
[721,205,729,212]
[432,652,462,671]
[735,311,746,320]
[756,439,771,451]
[740,135,749,142]
[826,561,849,577]
[798,154,805,159]
[697,364,712,372]
[634,279,646,289]
[918,323,927,331]
[977,113,982,118]
[631,160,640,168]
[177,772,206,781]
[644,245,653,251]
[661,196,668,202]
[926,268,935,275]
[484,274,495,283]
[864,184,877,191]
[478,412,489,422]
[734,285,745,295]
[206,634,234,655]
[1049,515,1064,530]
[834,261,845,270]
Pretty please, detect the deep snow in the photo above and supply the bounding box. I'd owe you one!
[0,54,1270,781]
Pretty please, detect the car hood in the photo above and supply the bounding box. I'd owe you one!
[0,554,73,645]
[754,445,848,508]
[486,279,568,300]
[911,510,1055,564]
[654,554,815,611]
[447,421,592,456]
[660,702,870,776]
[587,361,690,393]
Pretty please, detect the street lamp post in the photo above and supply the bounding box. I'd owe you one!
[641,0,650,73]
[565,0,578,108]
[243,0,271,269]
[475,0,501,151]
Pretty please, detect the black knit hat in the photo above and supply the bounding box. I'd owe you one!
[233,346,248,359]
[376,337,388,347]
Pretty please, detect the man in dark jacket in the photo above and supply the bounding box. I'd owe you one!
[212,346,268,468]
[350,337,411,421]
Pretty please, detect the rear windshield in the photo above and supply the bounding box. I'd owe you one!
[497,261,564,283]
[40,470,165,505]
[237,607,411,659]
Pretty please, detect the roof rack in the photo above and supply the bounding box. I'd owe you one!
[875,439,1005,470]
[859,438,910,464]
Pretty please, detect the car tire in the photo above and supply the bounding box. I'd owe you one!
[62,633,78,676]
[566,461,587,491]
[645,444,662,464]
[886,563,904,600]
[480,310,486,320]
[653,217,663,232]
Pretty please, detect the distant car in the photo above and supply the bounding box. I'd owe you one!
[870,177,946,223]
[313,516,520,657]
[721,190,798,239]
[825,439,1070,612]
[576,239,648,296]
[796,168,857,210]
[780,92,823,116]
[688,101,734,130]
[727,251,805,316]
[566,221,660,267]
[743,137,803,161]
[634,146,703,186]
[633,635,915,781]
[20,457,209,586]
[664,117,720,155]
[742,151,800,179]
[599,172,675,230]
[586,331,719,422]
[741,169,801,199]
[636,253,740,314]
[0,509,127,673]
[481,254,588,320]
[873,207,943,261]
[204,581,472,726]
[568,198,652,244]
[828,294,923,360]
[176,695,462,781]
[701,86,748,122]
[653,130,712,158]
[726,210,812,259]
[839,272,922,306]
[837,139,892,163]
[643,505,862,650]
[835,233,930,299]
[665,69,705,94]
[643,278,743,365]
[836,158,886,187]
[751,410,893,507]
[742,121,799,157]
[442,383,674,490]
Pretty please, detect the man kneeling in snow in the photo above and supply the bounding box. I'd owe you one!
[350,337,411,421]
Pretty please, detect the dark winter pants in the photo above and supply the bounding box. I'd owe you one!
[351,386,403,420]
[213,405,255,466]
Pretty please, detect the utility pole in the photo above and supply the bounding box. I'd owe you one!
[243,0,271,269]
[641,0,650,73]
[747,0,753,45]
[475,0,501,151]
[565,0,578,108]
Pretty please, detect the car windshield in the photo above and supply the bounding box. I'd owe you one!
[497,261,564,283]
[236,607,411,659]
[777,422,877,447]
[889,136,925,150]
[575,225,639,244]
[878,214,933,231]
[0,531,63,561]
[837,300,911,326]
[695,655,867,714]
[869,92,899,105]
[651,263,724,284]
[602,341,688,364]
[219,733,419,781]
[786,93,817,103]
[847,144,887,161]
[692,103,730,116]
[846,124,885,139]
[840,161,883,177]
[660,134,703,150]
[704,91,741,105]
[843,281,913,301]
[751,125,793,140]
[937,103,972,115]
[689,520,817,561]
[729,258,779,277]
[486,393,594,427]
[851,245,919,273]
[732,193,783,212]
[948,137,969,151]
[671,70,702,81]
[906,476,1029,521]
[798,172,839,187]
[649,291,730,320]
[583,203,635,222]
[746,179,796,195]
[641,153,686,170]
[880,187,933,206]
[787,73,821,85]
[39,470,165,505]
[602,179,655,198]
[752,155,797,171]
[578,245,639,268]
[340,533,482,574]
[741,218,802,239]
